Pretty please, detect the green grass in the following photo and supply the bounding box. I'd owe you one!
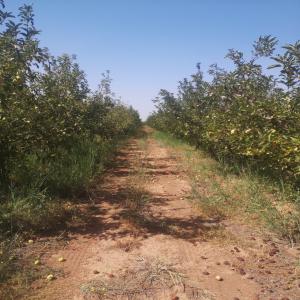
[0,188,69,237]
[9,137,117,197]
[153,130,300,243]
[0,137,112,238]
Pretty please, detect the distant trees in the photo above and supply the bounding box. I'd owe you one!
[148,36,300,186]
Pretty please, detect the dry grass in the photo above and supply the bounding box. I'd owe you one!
[112,237,142,252]
[121,182,150,212]
[81,256,214,300]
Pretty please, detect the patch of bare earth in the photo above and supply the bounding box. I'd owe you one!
[27,129,300,300]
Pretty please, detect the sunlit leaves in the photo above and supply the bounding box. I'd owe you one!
[269,40,300,90]
[148,36,300,186]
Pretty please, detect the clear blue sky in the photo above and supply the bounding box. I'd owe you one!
[7,0,300,120]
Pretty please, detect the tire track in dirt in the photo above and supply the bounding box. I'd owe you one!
[29,128,300,300]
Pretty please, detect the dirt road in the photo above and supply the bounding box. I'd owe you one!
[29,129,300,300]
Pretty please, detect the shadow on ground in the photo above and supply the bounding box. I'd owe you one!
[56,138,223,245]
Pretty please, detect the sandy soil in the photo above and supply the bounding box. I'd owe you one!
[28,129,300,300]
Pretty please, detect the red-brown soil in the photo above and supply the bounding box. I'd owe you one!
[26,130,300,300]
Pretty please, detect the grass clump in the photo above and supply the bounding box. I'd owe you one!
[0,187,75,238]
[122,184,150,212]
[81,256,214,299]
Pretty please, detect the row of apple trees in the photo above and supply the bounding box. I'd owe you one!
[148,36,300,186]
[0,2,141,196]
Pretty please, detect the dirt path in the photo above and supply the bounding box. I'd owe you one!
[29,129,299,300]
